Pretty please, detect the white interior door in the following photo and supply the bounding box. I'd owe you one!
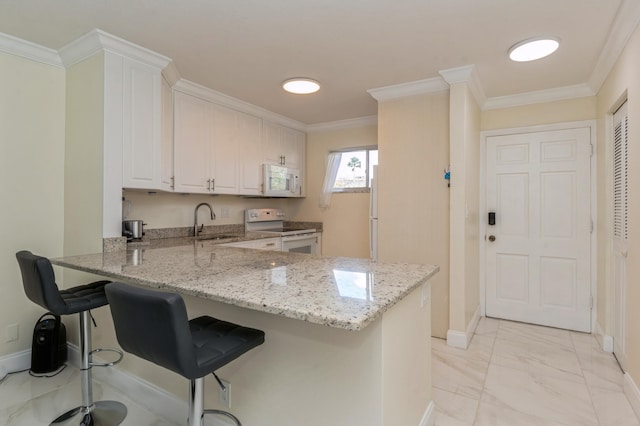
[486,128,592,332]
[613,102,628,369]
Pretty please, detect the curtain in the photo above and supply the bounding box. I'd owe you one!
[320,152,342,208]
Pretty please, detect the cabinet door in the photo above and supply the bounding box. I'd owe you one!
[173,92,210,193]
[122,58,162,189]
[238,112,262,195]
[160,76,174,190]
[281,127,304,170]
[262,120,285,165]
[210,104,239,194]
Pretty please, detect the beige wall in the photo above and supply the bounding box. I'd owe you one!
[463,86,481,327]
[596,23,640,387]
[377,91,451,338]
[0,52,66,357]
[481,97,597,131]
[447,83,481,335]
[291,125,377,258]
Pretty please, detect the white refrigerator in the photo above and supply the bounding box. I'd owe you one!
[369,165,378,261]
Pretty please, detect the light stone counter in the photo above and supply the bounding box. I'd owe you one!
[52,241,438,331]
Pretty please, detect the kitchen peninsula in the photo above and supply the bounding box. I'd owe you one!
[52,241,438,425]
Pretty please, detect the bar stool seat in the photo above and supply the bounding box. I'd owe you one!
[105,282,265,426]
[16,250,127,426]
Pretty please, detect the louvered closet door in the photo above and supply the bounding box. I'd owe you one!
[613,101,628,370]
[486,128,592,332]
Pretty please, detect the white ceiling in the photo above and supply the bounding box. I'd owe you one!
[0,0,637,125]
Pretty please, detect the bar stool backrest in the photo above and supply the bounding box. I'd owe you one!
[16,250,67,315]
[105,283,198,378]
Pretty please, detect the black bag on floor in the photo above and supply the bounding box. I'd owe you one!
[31,313,67,374]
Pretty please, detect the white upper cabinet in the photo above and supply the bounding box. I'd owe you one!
[262,120,305,169]
[121,57,172,191]
[173,91,263,195]
[160,76,174,190]
[262,120,306,196]
[237,112,263,195]
[173,91,212,194]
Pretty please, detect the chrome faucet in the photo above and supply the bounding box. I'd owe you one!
[194,203,216,238]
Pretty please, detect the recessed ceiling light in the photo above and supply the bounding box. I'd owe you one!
[508,37,560,62]
[282,78,320,94]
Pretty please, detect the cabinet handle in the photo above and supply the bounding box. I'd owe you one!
[211,178,215,192]
[266,243,275,247]
[171,176,175,189]
[206,179,211,191]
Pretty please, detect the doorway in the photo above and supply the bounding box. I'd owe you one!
[483,125,593,332]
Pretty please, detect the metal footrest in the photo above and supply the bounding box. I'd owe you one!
[204,409,242,426]
[89,348,124,367]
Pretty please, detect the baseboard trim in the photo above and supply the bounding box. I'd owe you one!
[446,306,481,350]
[624,373,640,421]
[0,348,31,376]
[595,321,614,352]
[419,400,435,426]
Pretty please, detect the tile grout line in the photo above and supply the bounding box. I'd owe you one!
[572,332,607,426]
[470,318,500,426]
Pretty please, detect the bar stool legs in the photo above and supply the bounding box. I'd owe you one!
[188,377,242,426]
[51,311,127,426]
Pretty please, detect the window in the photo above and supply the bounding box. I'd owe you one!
[320,146,378,208]
[331,147,378,192]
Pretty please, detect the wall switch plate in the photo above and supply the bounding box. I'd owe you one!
[221,207,230,218]
[5,324,18,342]
[219,379,231,408]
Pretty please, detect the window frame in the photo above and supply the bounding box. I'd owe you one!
[330,146,378,193]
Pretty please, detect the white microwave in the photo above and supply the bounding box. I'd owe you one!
[263,164,300,197]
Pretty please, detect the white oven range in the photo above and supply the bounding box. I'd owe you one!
[245,208,321,255]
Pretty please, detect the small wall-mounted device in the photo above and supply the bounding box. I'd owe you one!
[488,212,496,226]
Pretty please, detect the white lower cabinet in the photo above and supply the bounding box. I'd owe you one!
[221,238,282,251]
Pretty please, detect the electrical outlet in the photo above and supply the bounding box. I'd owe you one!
[219,379,231,408]
[6,324,18,342]
[221,207,230,218]
[421,283,430,308]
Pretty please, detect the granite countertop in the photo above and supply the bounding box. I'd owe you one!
[51,242,438,331]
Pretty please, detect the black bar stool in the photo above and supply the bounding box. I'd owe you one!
[105,282,265,426]
[16,250,127,425]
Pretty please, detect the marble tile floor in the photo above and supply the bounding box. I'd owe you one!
[2,317,637,425]
[433,317,640,426]
[0,365,187,425]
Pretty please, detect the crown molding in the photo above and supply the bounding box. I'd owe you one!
[59,29,171,69]
[483,83,595,110]
[0,32,63,68]
[173,78,307,131]
[161,60,181,87]
[588,0,640,93]
[306,115,378,133]
[439,64,487,107]
[367,76,449,101]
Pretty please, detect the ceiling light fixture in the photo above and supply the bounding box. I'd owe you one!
[508,37,560,62]
[282,78,320,94]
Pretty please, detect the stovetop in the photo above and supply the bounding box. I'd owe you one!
[245,208,316,236]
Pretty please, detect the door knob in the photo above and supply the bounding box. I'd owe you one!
[488,235,496,242]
